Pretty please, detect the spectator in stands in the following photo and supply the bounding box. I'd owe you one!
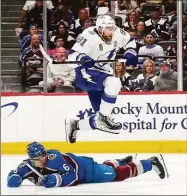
[74,8,89,37]
[68,0,87,18]
[20,24,43,52]
[127,28,144,51]
[127,28,137,39]
[96,0,110,16]
[136,21,146,50]
[166,43,176,56]
[136,0,148,11]
[39,47,75,92]
[51,0,75,30]
[184,0,187,15]
[115,62,131,91]
[161,0,176,15]
[19,23,40,40]
[169,13,187,39]
[144,6,170,40]
[18,34,43,67]
[138,33,165,67]
[123,10,138,31]
[136,59,157,88]
[48,36,65,58]
[116,0,140,15]
[49,21,76,49]
[24,0,53,30]
[83,19,95,29]
[136,21,146,39]
[18,34,43,88]
[154,60,177,91]
[88,0,109,17]
[16,0,54,29]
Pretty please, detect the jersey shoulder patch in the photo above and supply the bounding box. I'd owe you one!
[46,150,61,160]
[88,30,96,35]
[120,28,126,35]
[48,153,56,160]
[46,150,63,168]
[82,27,96,36]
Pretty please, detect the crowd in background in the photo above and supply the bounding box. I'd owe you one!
[11,0,187,92]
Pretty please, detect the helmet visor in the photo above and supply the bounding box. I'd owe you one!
[104,26,116,33]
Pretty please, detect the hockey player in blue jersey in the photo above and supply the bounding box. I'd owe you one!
[7,142,168,188]
[66,15,138,143]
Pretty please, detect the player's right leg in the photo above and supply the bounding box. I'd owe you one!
[87,90,122,132]
[103,154,168,182]
[66,70,121,143]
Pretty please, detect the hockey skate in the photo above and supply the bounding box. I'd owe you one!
[118,155,133,163]
[148,154,169,179]
[65,119,79,144]
[94,113,121,134]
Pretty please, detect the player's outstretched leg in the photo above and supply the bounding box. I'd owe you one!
[98,76,122,131]
[103,155,168,182]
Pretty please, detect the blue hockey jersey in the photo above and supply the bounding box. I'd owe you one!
[7,150,107,187]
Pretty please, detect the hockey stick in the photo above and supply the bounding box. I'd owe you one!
[39,44,126,64]
[23,160,44,179]
[39,44,53,64]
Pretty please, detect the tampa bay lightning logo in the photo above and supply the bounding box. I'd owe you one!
[1,102,18,120]
[76,108,95,120]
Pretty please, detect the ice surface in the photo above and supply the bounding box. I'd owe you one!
[1,154,187,195]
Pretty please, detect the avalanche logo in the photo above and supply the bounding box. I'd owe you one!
[1,102,18,120]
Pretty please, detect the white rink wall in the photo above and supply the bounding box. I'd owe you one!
[1,93,187,154]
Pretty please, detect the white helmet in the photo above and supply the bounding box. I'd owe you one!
[96,15,116,31]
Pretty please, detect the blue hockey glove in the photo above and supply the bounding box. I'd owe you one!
[7,171,22,187]
[41,174,62,188]
[79,55,95,68]
[123,49,138,66]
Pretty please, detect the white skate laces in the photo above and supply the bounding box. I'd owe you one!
[152,165,161,175]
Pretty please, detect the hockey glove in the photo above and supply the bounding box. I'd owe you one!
[7,171,22,187]
[123,49,138,67]
[78,55,95,68]
[42,174,62,188]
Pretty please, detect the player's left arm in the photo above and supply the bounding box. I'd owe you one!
[121,29,138,67]
[7,161,31,187]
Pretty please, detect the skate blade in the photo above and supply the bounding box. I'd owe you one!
[65,119,70,143]
[159,154,169,178]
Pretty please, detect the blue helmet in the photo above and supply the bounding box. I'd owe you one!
[27,142,46,159]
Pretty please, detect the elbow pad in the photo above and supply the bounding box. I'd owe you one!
[123,49,138,66]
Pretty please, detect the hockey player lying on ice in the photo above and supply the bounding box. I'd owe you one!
[7,142,168,188]
[66,14,138,142]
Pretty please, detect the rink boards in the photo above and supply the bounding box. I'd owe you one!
[1,92,187,154]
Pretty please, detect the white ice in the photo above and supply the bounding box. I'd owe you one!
[1,154,187,195]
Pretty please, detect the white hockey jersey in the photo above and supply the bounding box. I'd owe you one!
[68,26,136,75]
